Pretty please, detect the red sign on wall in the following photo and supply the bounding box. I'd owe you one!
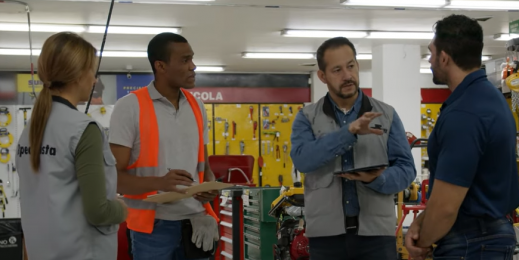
[186,87,311,103]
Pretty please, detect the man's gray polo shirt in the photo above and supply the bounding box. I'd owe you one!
[109,81,209,221]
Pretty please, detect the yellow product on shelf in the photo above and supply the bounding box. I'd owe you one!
[204,104,214,156]
[0,107,12,127]
[0,128,13,149]
[213,104,260,183]
[260,104,302,187]
[0,148,10,164]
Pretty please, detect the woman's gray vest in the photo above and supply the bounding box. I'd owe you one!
[302,94,396,238]
[15,100,119,260]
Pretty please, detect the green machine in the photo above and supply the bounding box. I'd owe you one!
[242,187,279,260]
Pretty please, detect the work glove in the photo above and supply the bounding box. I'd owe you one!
[189,214,219,251]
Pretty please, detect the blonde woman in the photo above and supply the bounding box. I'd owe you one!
[15,32,127,260]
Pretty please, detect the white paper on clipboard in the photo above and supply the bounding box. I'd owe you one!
[143,182,235,203]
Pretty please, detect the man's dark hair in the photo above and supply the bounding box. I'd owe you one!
[147,32,188,74]
[316,37,357,71]
[433,14,484,71]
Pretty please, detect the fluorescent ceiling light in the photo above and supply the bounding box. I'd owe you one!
[494,33,519,41]
[357,54,372,60]
[283,29,434,40]
[341,0,447,8]
[368,32,434,39]
[87,26,180,35]
[420,68,432,74]
[282,29,368,38]
[447,1,519,10]
[242,53,316,59]
[195,66,225,72]
[422,54,491,61]
[0,23,181,35]
[0,23,86,33]
[0,49,42,56]
[242,52,372,60]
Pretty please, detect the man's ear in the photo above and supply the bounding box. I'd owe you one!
[439,50,450,67]
[317,70,327,85]
[154,61,166,74]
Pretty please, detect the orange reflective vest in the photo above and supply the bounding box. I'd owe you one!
[123,86,219,234]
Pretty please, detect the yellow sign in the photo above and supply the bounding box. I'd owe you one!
[17,74,43,93]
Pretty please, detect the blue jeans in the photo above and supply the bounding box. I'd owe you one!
[308,234,397,260]
[130,219,209,260]
[433,218,517,259]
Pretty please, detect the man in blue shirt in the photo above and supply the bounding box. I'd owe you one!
[405,14,519,260]
[291,37,416,260]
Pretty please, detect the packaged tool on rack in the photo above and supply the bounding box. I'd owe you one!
[0,128,13,149]
[0,149,10,164]
[0,180,7,218]
[0,107,12,127]
[19,107,31,127]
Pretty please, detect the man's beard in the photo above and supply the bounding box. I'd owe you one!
[336,80,359,99]
[432,57,447,85]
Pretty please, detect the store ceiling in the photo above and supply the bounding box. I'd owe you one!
[0,0,517,73]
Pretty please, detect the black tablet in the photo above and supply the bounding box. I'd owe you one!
[341,164,388,174]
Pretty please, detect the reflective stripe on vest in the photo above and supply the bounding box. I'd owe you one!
[123,87,219,234]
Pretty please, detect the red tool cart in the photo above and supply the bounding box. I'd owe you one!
[209,155,256,260]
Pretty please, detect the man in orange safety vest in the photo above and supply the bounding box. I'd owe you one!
[109,32,219,260]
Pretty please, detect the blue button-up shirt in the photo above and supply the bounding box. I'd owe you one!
[290,91,416,217]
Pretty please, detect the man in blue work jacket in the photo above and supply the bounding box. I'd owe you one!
[290,37,416,260]
[405,14,519,260]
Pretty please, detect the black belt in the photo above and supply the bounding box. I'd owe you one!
[345,216,359,234]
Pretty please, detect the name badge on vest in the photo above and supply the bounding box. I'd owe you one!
[371,124,388,134]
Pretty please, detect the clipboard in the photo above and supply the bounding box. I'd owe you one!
[143,182,235,204]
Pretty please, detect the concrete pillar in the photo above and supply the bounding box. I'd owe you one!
[372,44,422,177]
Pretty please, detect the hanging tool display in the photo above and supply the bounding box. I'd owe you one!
[232,121,237,140]
[239,141,245,155]
[283,144,288,168]
[0,107,12,127]
[11,163,17,198]
[19,107,31,127]
[0,128,14,149]
[225,142,230,155]
[208,120,211,131]
[258,156,264,187]
[262,142,266,155]
[0,180,7,218]
[249,106,254,121]
[263,119,270,130]
[253,121,258,139]
[289,106,293,115]
[267,142,271,155]
[263,106,270,117]
[276,145,281,161]
[0,148,10,164]
[281,117,290,123]
[279,106,284,115]
[6,164,10,189]
[224,120,229,139]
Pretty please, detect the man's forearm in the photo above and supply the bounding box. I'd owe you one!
[204,167,215,182]
[117,170,161,195]
[417,206,457,247]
